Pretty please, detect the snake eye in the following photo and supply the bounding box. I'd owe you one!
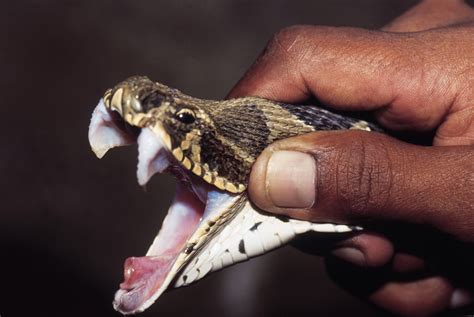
[175,108,196,124]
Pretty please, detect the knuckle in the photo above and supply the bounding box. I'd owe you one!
[271,25,310,44]
[334,132,393,218]
[266,25,315,61]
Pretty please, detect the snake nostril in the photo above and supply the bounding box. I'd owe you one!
[141,91,166,112]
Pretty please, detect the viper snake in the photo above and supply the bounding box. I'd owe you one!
[88,76,383,314]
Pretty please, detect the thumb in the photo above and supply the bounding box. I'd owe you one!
[248,131,474,241]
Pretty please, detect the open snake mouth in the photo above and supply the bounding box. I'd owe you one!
[89,88,359,314]
[89,100,241,314]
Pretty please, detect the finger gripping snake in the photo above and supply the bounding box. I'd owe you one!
[88,76,383,314]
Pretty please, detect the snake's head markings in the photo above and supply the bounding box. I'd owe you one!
[88,76,364,314]
[100,75,271,193]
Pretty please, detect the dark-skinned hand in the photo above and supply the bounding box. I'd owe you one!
[228,0,474,316]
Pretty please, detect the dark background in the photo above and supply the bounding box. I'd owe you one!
[0,1,426,316]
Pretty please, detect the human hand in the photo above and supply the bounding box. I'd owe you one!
[228,0,474,315]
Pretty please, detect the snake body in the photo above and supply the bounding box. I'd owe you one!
[88,76,383,314]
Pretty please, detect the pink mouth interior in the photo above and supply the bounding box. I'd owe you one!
[114,180,206,313]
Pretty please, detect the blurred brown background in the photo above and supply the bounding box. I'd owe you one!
[0,1,432,316]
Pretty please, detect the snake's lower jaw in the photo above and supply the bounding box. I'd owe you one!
[113,180,209,314]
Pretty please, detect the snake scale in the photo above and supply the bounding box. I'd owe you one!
[88,76,383,314]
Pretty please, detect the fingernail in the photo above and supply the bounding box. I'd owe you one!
[450,288,474,309]
[266,150,316,208]
[331,247,366,266]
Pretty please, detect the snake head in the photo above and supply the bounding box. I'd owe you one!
[101,75,258,193]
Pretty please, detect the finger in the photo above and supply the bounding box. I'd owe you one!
[228,26,399,108]
[370,277,454,316]
[434,105,474,146]
[392,253,426,273]
[227,25,472,133]
[325,257,472,316]
[331,232,394,268]
[382,0,474,33]
[331,226,428,271]
[248,131,474,241]
[332,237,427,271]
